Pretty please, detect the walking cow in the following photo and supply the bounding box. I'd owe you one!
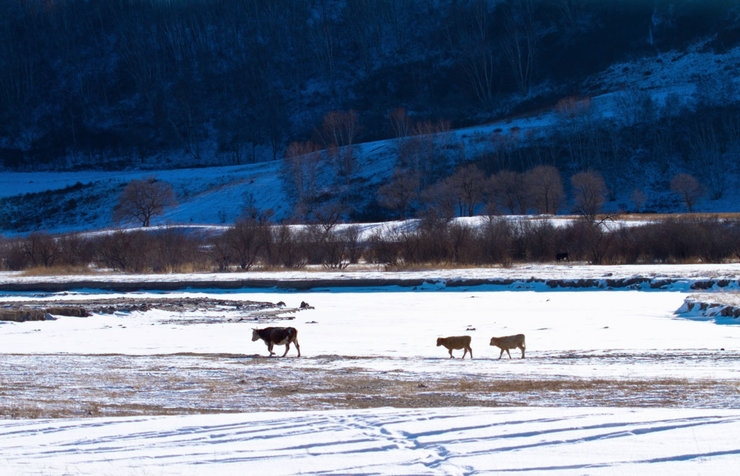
[252,327,301,357]
[489,334,526,359]
[436,335,473,359]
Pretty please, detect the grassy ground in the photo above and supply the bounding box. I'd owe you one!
[1,353,738,419]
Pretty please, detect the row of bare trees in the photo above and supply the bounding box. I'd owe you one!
[49,163,708,244]
[276,98,715,223]
[0,229,206,274]
[271,97,733,224]
[0,219,362,273]
[107,166,705,234]
[366,216,740,266]
[3,216,740,273]
[376,163,706,221]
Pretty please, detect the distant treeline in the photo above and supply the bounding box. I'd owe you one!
[1,0,737,169]
[2,216,739,273]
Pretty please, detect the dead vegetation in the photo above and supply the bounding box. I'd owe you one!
[1,353,738,419]
[4,214,740,273]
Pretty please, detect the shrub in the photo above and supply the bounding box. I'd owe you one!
[478,218,515,266]
[4,215,740,273]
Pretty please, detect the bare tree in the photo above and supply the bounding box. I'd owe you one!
[221,215,271,270]
[463,51,497,107]
[267,224,305,269]
[670,173,704,212]
[96,230,151,272]
[319,110,359,185]
[570,169,607,220]
[422,179,458,221]
[377,167,421,218]
[113,177,177,227]
[282,141,322,216]
[309,1,338,83]
[388,107,411,139]
[149,228,201,273]
[488,170,528,214]
[22,232,60,268]
[320,110,359,148]
[314,225,362,270]
[447,164,487,216]
[500,0,538,94]
[394,119,454,189]
[524,165,564,214]
[454,0,498,106]
[689,120,725,200]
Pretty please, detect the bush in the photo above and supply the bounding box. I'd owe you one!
[478,218,515,266]
[3,215,740,273]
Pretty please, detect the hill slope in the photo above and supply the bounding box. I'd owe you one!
[2,38,740,233]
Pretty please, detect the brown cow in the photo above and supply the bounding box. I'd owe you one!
[489,334,526,359]
[436,335,473,359]
[252,327,301,357]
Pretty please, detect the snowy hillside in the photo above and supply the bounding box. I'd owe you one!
[2,40,740,234]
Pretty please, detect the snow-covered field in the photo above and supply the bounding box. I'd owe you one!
[3,407,740,475]
[1,265,740,474]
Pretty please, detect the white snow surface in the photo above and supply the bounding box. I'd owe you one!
[3,407,740,475]
[1,265,740,474]
[2,261,740,286]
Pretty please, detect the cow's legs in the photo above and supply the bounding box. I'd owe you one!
[498,348,504,359]
[448,348,454,358]
[279,338,301,357]
[520,347,525,358]
[505,349,512,359]
[267,342,275,356]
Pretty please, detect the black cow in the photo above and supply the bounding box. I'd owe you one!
[252,327,301,357]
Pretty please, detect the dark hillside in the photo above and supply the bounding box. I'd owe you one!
[1,0,738,170]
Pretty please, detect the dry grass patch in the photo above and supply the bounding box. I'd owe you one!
[2,354,739,419]
[19,265,98,276]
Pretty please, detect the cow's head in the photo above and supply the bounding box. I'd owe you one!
[436,337,443,346]
[251,328,261,341]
